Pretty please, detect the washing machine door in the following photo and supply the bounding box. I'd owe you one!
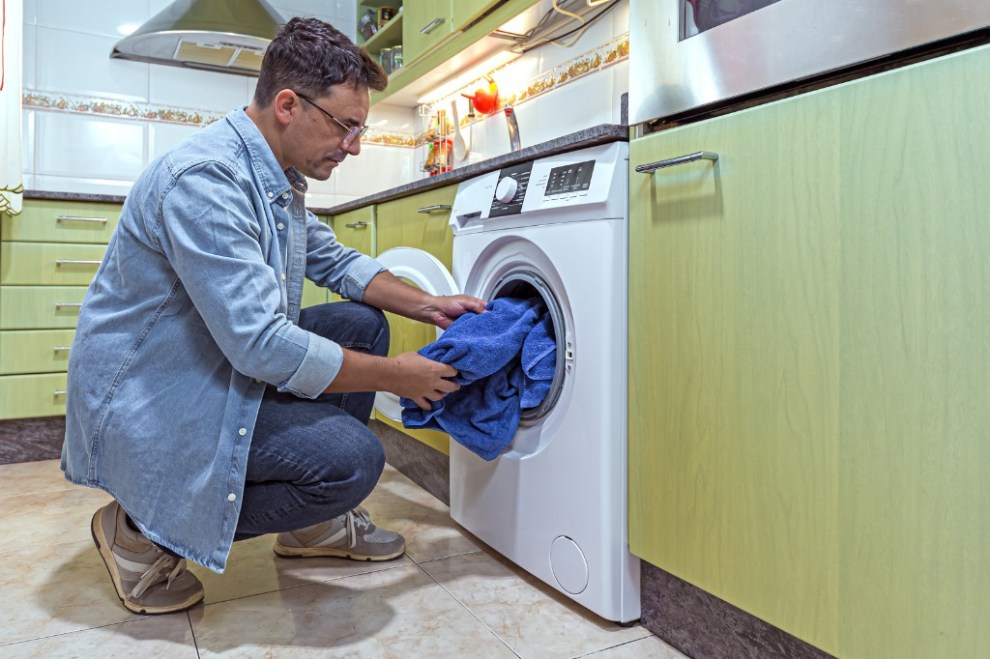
[373,247,460,422]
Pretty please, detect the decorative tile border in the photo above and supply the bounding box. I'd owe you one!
[416,32,629,147]
[21,90,416,147]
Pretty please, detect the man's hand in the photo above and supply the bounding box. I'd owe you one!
[422,294,486,329]
[389,352,459,410]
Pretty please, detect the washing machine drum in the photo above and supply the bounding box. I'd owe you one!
[488,270,567,423]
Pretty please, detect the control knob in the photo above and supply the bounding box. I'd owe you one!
[494,177,519,204]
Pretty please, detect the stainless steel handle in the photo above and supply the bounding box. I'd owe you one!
[53,346,72,353]
[344,221,368,229]
[55,259,101,266]
[635,151,719,174]
[416,204,452,214]
[53,390,67,397]
[55,302,82,310]
[420,17,445,34]
[56,215,108,224]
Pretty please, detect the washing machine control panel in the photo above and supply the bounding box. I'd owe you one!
[489,161,533,217]
[544,159,596,196]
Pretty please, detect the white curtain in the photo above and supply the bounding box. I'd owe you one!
[1,0,24,216]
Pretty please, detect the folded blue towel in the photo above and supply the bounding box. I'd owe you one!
[400,297,556,460]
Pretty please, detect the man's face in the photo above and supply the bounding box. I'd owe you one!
[287,82,370,180]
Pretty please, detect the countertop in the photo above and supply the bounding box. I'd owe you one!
[24,123,629,214]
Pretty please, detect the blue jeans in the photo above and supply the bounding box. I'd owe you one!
[234,301,390,540]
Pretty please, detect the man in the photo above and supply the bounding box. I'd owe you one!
[61,17,485,615]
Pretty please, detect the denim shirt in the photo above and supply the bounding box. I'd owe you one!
[61,108,384,572]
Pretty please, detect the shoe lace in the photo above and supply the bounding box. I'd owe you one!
[130,552,187,599]
[344,506,373,549]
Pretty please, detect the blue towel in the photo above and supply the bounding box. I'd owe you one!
[400,297,556,461]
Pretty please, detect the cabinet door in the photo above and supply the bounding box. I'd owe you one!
[375,186,455,453]
[402,0,453,63]
[0,286,87,329]
[629,83,842,651]
[0,373,68,419]
[331,207,375,257]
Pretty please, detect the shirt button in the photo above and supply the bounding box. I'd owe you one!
[267,191,274,199]
[281,273,286,281]
[277,223,285,230]
[238,427,247,436]
[227,493,237,502]
[281,192,289,199]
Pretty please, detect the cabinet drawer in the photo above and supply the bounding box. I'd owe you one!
[0,373,68,419]
[1,242,106,285]
[2,200,121,244]
[0,330,75,375]
[0,286,88,329]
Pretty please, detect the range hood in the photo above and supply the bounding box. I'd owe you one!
[111,0,283,76]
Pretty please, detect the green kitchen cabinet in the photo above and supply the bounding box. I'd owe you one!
[327,206,376,303]
[628,44,990,658]
[0,242,106,286]
[451,0,501,31]
[1,200,121,243]
[0,329,75,375]
[401,0,454,64]
[374,185,456,454]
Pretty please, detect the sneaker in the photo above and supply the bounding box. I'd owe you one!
[91,501,204,615]
[273,506,405,561]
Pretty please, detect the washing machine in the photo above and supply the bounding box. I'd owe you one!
[375,140,639,623]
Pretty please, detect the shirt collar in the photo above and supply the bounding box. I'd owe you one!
[226,108,294,208]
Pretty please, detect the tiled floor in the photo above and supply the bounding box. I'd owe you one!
[0,459,687,659]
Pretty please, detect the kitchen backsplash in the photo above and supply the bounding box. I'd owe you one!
[20,0,628,207]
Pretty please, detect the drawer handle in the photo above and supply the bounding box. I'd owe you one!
[56,215,108,224]
[53,346,72,353]
[635,151,719,174]
[53,390,67,397]
[55,302,83,310]
[55,259,102,267]
[416,204,452,214]
[344,221,368,229]
[420,17,445,34]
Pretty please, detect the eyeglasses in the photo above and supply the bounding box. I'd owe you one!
[295,92,368,145]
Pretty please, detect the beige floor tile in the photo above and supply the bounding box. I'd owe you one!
[419,550,651,659]
[0,487,112,555]
[0,614,198,659]
[361,465,482,563]
[582,636,691,659]
[0,459,74,499]
[190,563,517,658]
[0,539,139,646]
[190,534,415,605]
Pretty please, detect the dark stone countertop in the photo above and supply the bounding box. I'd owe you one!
[25,124,629,215]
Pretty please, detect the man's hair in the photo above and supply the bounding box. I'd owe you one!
[254,17,387,106]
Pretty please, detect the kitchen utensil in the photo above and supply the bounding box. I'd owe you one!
[450,100,468,162]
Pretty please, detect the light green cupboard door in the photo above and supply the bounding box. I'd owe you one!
[835,45,990,659]
[329,207,376,303]
[0,242,106,285]
[402,0,453,63]
[628,78,843,651]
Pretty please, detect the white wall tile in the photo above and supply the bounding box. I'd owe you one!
[305,174,337,198]
[22,25,37,91]
[36,0,152,38]
[34,112,147,180]
[21,174,37,191]
[36,28,150,102]
[22,111,36,176]
[150,65,253,112]
[611,59,630,124]
[332,144,409,197]
[33,174,134,197]
[148,122,204,162]
[22,0,37,25]
[534,71,612,144]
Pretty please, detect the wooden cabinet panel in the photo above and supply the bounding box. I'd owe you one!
[331,206,375,257]
[629,44,990,658]
[0,286,87,330]
[1,200,121,243]
[402,0,453,64]
[0,330,75,375]
[451,0,501,31]
[629,80,842,652]
[1,242,106,285]
[0,373,68,419]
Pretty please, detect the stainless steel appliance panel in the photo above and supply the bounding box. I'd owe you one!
[630,0,990,125]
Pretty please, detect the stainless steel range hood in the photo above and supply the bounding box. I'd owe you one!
[111,0,283,76]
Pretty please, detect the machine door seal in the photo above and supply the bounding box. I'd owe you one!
[373,247,459,421]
